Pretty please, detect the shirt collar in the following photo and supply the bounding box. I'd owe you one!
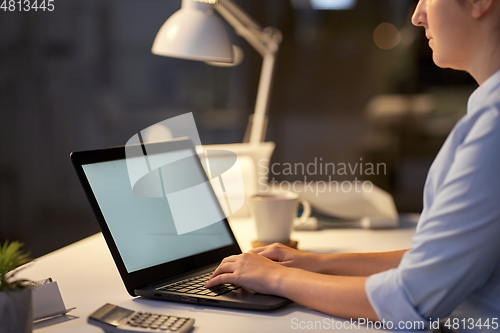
[468,69,500,114]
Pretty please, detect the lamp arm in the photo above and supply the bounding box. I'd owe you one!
[216,0,263,36]
[215,0,281,56]
[215,0,282,143]
[248,53,276,143]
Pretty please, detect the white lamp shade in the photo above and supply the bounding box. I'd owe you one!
[152,1,234,63]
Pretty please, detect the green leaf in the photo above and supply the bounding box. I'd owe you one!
[0,241,33,291]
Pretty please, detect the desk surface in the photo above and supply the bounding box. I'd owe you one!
[26,217,418,332]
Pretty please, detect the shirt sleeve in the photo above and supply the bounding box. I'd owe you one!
[366,108,500,325]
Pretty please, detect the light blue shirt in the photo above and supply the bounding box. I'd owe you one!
[366,69,500,332]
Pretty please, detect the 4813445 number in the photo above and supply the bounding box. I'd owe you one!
[444,318,499,330]
[1,0,54,11]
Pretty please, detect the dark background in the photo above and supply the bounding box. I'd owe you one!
[0,0,477,258]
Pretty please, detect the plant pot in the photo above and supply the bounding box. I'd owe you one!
[0,289,32,333]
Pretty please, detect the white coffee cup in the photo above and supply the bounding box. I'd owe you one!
[250,192,311,244]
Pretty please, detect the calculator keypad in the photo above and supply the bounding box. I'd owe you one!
[128,312,189,331]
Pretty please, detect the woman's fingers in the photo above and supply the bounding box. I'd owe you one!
[250,243,286,254]
[206,261,240,288]
[207,253,258,288]
[220,254,240,263]
[213,262,236,276]
[249,245,269,254]
[205,273,235,288]
[208,255,239,278]
[203,252,289,295]
[256,243,288,261]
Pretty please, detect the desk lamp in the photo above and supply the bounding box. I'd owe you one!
[152,0,282,144]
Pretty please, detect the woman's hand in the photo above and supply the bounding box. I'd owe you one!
[204,250,378,321]
[250,243,325,273]
[204,252,290,296]
[252,244,409,276]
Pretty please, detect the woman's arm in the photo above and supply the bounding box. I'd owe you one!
[251,243,408,276]
[205,252,379,320]
[315,250,408,276]
[281,268,378,320]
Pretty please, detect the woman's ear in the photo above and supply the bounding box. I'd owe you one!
[470,0,494,19]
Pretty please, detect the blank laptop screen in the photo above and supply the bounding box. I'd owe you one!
[81,149,234,273]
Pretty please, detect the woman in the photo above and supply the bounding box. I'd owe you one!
[206,0,500,329]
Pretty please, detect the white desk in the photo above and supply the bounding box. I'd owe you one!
[26,217,417,332]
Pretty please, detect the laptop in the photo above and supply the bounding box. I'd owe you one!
[70,139,290,311]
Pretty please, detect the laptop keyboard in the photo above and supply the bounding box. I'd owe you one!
[157,271,241,297]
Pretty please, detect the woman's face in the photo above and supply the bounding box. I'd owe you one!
[412,0,474,70]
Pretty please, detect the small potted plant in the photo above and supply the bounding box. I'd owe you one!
[0,241,33,333]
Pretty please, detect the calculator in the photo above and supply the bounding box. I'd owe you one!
[88,303,195,333]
